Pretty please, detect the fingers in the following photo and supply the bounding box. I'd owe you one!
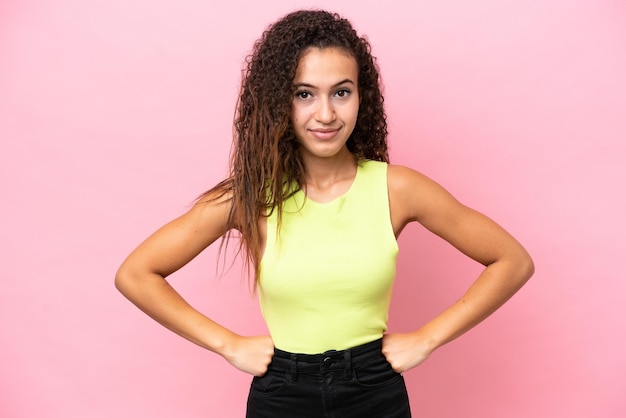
[381,332,431,373]
[226,335,275,376]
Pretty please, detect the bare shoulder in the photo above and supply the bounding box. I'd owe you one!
[174,187,234,245]
[387,163,462,226]
[118,186,234,279]
[387,164,436,196]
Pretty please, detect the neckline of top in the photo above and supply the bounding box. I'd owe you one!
[299,162,362,206]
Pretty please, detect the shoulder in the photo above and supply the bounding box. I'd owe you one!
[386,163,464,226]
[191,186,234,233]
[387,164,442,201]
[387,163,425,186]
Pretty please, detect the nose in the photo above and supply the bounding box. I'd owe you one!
[315,97,336,124]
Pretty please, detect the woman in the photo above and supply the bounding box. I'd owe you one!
[115,10,534,417]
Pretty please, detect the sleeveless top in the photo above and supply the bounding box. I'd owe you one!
[258,160,399,354]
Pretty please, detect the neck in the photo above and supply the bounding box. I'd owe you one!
[300,147,357,196]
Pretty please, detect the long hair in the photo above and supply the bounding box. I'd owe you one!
[204,10,389,284]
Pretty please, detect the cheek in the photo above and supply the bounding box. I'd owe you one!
[291,107,309,127]
[349,102,360,122]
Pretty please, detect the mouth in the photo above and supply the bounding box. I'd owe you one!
[309,128,340,140]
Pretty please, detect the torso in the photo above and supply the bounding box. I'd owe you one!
[257,160,399,353]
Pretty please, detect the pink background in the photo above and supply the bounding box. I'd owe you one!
[1,0,625,417]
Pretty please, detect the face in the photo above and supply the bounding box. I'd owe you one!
[290,47,360,162]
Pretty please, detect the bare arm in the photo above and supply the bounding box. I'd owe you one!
[383,165,534,372]
[114,193,273,376]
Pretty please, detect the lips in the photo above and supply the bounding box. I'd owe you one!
[309,128,340,140]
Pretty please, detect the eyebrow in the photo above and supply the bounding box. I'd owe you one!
[293,79,356,89]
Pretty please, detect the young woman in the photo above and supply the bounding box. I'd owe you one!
[115,10,534,417]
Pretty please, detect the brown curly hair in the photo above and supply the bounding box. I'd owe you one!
[205,10,389,283]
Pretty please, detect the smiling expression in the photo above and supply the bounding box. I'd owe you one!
[290,47,360,162]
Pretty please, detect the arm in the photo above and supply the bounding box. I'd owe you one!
[114,193,273,376]
[382,165,534,372]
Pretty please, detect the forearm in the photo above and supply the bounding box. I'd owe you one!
[114,270,236,356]
[417,255,534,352]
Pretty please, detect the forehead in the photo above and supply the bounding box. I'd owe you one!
[293,47,358,84]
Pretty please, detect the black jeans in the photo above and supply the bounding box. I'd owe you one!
[246,338,411,418]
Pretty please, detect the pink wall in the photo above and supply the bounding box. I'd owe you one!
[1,0,624,417]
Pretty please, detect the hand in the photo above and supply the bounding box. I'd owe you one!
[222,334,274,376]
[382,332,434,373]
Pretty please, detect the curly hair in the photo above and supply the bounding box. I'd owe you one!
[205,10,388,283]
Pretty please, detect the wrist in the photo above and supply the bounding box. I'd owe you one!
[200,326,239,358]
[412,328,441,354]
[208,328,240,359]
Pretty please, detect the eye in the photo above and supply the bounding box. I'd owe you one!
[335,88,351,98]
[295,90,313,100]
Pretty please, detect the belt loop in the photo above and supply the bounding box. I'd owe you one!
[344,349,352,379]
[289,354,298,382]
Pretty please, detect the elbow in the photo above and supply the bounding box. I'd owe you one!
[114,264,135,297]
[115,263,164,300]
[518,250,535,284]
[114,267,126,294]
[114,268,124,292]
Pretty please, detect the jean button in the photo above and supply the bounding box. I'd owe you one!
[323,356,333,367]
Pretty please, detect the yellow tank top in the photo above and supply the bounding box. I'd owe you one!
[258,160,399,354]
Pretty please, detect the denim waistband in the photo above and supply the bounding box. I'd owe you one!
[271,339,384,380]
